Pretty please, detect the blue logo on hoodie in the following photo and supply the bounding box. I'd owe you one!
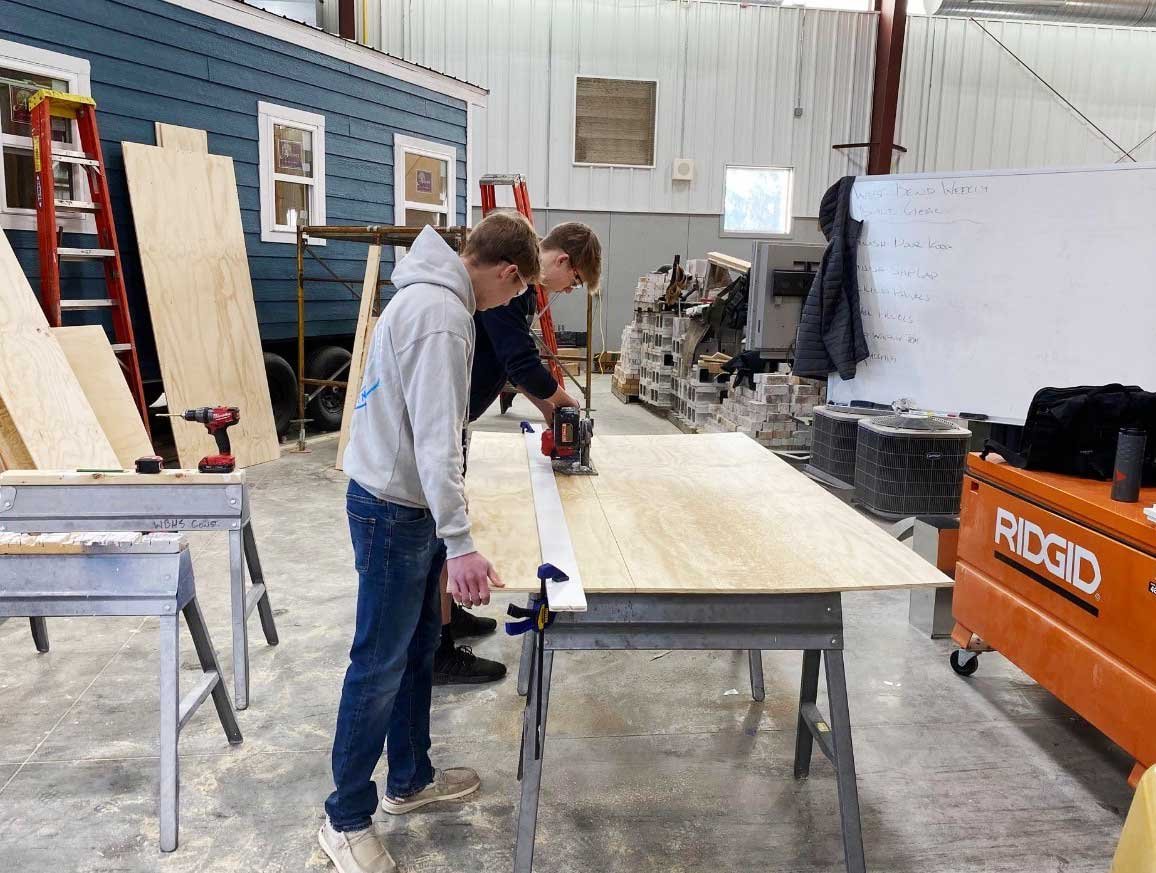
[354,380,380,410]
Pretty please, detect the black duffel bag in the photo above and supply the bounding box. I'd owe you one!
[980,384,1156,482]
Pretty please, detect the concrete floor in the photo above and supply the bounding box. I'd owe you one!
[0,375,1134,872]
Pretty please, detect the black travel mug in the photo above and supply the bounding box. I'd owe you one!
[1111,427,1146,503]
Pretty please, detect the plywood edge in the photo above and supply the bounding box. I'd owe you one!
[335,246,383,470]
[0,469,243,485]
[155,122,208,153]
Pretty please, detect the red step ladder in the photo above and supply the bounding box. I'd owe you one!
[478,173,565,386]
[29,90,149,433]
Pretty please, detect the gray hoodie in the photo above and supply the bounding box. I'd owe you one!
[343,226,476,559]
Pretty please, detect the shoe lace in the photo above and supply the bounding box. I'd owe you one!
[452,645,476,665]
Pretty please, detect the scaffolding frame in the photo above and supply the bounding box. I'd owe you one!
[294,225,469,450]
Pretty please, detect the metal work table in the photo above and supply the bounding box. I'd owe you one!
[0,469,278,709]
[0,532,242,852]
[465,431,948,873]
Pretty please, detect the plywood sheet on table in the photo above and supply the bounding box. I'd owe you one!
[122,142,279,469]
[0,231,118,471]
[53,326,153,468]
[467,435,634,592]
[335,246,382,471]
[467,431,949,595]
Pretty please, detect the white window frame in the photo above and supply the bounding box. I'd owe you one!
[572,74,659,170]
[393,133,457,229]
[720,164,795,239]
[258,101,326,244]
[0,39,94,233]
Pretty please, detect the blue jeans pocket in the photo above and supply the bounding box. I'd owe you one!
[347,511,377,574]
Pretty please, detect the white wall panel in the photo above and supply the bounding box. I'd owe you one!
[380,0,876,216]
[896,15,1156,174]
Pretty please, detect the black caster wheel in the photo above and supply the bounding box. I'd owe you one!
[950,650,980,677]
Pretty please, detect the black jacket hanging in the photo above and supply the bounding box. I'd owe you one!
[792,176,869,380]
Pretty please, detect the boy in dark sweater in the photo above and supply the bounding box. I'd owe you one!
[433,222,603,684]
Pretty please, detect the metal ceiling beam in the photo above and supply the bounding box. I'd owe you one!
[868,0,908,175]
[928,0,1156,27]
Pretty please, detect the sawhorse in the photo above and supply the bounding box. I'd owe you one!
[513,591,863,873]
[0,532,243,851]
[0,470,278,709]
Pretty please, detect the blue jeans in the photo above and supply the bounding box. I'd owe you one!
[325,480,446,832]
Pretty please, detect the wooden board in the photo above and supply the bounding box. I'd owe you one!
[335,245,382,471]
[154,122,208,153]
[0,231,119,471]
[121,142,279,469]
[53,326,153,467]
[467,431,949,595]
[0,469,242,485]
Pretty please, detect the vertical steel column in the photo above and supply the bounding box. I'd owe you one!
[868,0,908,175]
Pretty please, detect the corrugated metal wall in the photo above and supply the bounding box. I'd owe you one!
[380,0,876,216]
[896,15,1156,173]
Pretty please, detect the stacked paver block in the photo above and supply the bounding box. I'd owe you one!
[709,372,826,449]
[612,322,642,399]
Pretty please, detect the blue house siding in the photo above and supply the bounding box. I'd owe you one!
[2,0,468,379]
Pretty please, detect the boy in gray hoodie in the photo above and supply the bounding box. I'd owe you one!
[321,214,541,873]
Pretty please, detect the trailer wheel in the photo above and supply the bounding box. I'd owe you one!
[306,345,352,432]
[264,352,297,438]
[950,650,980,677]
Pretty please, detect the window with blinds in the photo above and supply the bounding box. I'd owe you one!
[573,76,657,168]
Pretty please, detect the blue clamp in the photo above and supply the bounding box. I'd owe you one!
[505,563,568,636]
[519,420,535,434]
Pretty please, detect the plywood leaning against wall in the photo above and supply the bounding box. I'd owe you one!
[154,122,208,153]
[335,245,383,471]
[121,142,279,469]
[0,231,119,471]
[54,326,154,467]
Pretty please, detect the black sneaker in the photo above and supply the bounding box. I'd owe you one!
[450,603,497,638]
[432,645,507,686]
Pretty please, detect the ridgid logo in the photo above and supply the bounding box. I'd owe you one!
[993,508,1102,603]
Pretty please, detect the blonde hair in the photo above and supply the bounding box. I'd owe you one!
[462,212,541,282]
[542,222,602,291]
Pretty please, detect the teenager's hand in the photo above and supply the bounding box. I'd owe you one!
[446,551,505,607]
[527,393,555,424]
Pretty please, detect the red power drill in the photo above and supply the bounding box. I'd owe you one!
[162,406,240,473]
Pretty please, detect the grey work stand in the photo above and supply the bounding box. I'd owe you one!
[0,534,243,852]
[513,591,864,873]
[0,474,278,710]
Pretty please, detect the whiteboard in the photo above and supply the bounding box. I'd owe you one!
[826,164,1156,423]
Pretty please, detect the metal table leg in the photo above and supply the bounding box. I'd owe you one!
[159,612,180,853]
[29,617,49,653]
[242,520,279,646]
[183,597,243,745]
[747,649,765,701]
[825,649,866,873]
[228,527,250,710]
[793,649,822,778]
[514,648,553,873]
[516,595,536,698]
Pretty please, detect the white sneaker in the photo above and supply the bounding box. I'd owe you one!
[318,818,397,873]
[380,767,481,815]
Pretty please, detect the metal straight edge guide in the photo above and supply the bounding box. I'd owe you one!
[522,431,587,612]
